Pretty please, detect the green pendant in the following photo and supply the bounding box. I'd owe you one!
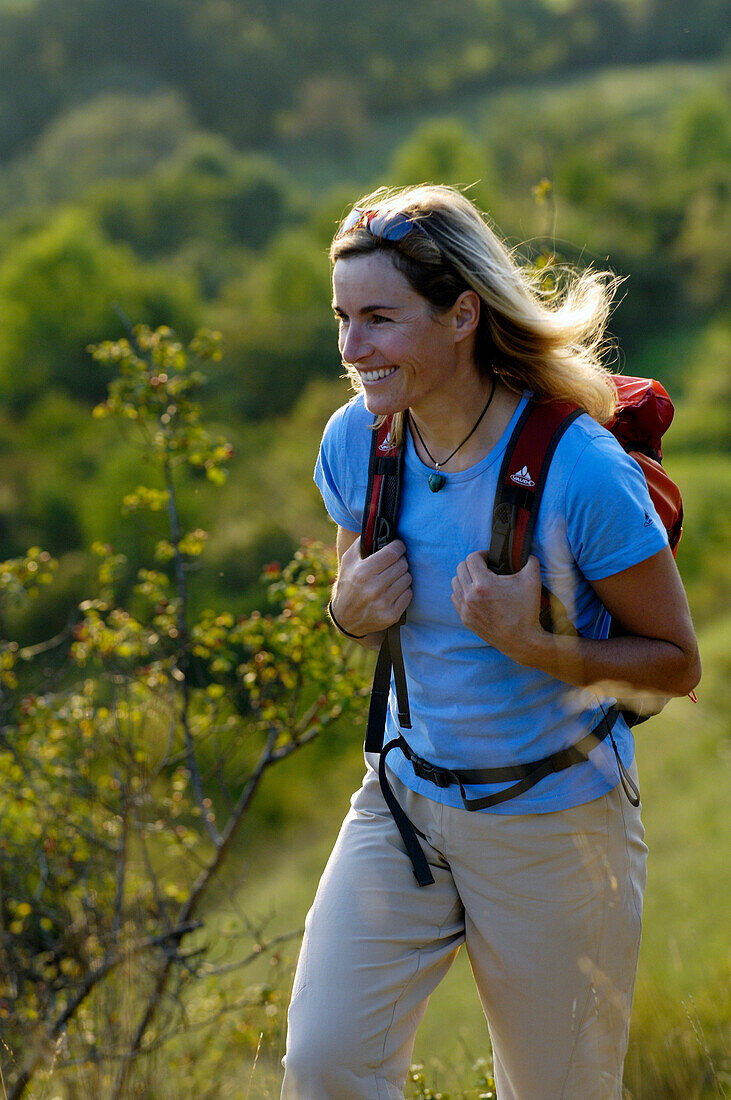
[428,472,446,493]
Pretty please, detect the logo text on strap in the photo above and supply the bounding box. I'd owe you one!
[510,466,535,487]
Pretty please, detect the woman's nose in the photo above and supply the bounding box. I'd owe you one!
[340,323,371,364]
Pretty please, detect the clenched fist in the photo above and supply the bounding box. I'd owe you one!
[451,553,544,664]
[331,537,413,639]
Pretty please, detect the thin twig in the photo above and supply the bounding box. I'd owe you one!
[197,928,301,978]
[18,621,74,660]
[164,457,222,849]
[111,787,128,937]
[0,1048,9,1100]
[245,1032,264,1100]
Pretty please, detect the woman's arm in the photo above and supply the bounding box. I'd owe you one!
[329,526,413,652]
[451,547,701,698]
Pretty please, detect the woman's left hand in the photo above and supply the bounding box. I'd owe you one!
[451,553,544,663]
[452,546,701,697]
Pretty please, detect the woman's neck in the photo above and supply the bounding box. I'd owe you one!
[409,378,520,472]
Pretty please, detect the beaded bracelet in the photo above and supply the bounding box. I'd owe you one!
[327,599,367,639]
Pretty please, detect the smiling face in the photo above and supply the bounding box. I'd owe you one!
[332,252,479,419]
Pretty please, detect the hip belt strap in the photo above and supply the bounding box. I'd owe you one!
[378,704,626,888]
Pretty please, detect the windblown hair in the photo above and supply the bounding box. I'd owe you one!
[331,185,621,440]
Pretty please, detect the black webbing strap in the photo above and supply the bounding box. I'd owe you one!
[361,417,410,748]
[379,740,435,887]
[364,623,411,753]
[378,705,624,885]
[364,640,392,754]
[606,718,641,806]
[388,622,411,727]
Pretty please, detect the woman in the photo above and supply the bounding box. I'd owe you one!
[281,185,700,1099]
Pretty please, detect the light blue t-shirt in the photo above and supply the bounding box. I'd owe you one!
[315,392,668,813]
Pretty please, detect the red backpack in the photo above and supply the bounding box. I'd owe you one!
[360,376,683,886]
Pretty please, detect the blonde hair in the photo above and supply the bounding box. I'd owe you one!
[331,185,620,440]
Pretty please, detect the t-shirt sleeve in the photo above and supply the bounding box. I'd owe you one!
[564,432,669,580]
[313,404,363,532]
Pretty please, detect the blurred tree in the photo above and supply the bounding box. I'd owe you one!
[666,319,731,454]
[673,178,731,308]
[276,75,370,154]
[0,0,726,161]
[389,118,495,210]
[0,0,195,157]
[0,90,196,216]
[672,92,731,170]
[211,228,336,418]
[667,92,731,308]
[90,137,296,260]
[0,209,199,411]
[555,151,611,207]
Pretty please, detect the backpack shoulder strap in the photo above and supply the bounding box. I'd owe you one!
[360,416,411,751]
[487,399,582,575]
[361,416,404,556]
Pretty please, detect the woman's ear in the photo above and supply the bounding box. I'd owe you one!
[452,290,481,343]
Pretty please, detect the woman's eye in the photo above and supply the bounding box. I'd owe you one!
[370,315,389,325]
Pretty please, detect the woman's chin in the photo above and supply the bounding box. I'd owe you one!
[362,387,408,417]
[364,399,407,417]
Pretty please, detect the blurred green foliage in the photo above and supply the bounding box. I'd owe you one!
[0,90,196,216]
[0,209,198,410]
[0,0,725,158]
[89,136,296,263]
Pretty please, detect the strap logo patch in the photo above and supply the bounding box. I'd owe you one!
[378,436,394,453]
[510,465,535,487]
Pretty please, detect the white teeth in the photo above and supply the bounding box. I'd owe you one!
[360,367,398,382]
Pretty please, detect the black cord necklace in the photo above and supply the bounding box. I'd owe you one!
[409,378,497,493]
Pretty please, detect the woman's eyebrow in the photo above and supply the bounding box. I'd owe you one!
[331,303,400,316]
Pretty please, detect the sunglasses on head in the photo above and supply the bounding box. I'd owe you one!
[336,206,431,242]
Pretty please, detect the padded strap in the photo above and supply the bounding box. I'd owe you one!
[487,401,582,575]
[361,417,402,556]
[361,416,411,746]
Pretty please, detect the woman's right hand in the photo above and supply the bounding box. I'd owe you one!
[330,532,412,641]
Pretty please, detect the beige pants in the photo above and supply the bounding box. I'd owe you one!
[282,759,647,1100]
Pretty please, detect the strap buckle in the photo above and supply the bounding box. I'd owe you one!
[411,756,454,789]
[374,515,393,552]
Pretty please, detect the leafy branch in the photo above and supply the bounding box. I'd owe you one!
[0,326,368,1098]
